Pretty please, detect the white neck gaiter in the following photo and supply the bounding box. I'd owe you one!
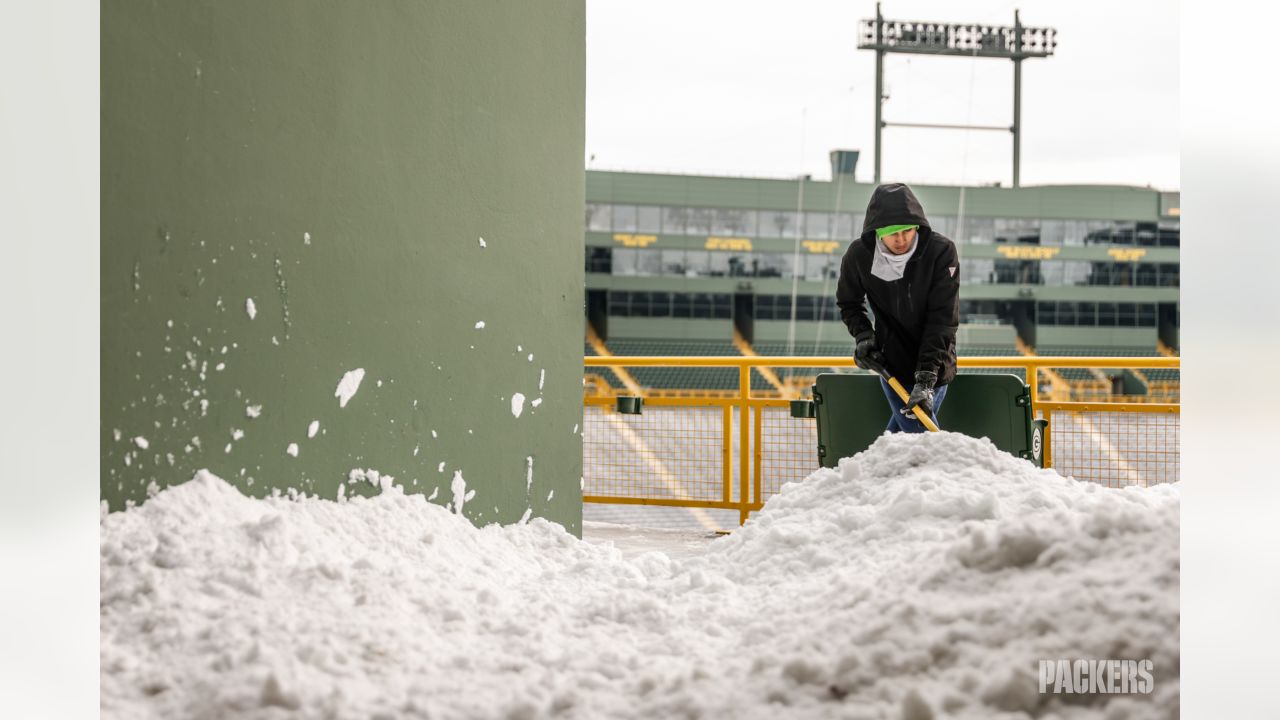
[870,235,918,282]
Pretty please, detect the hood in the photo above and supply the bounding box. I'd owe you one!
[860,183,931,238]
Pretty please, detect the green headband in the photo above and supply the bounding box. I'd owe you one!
[876,224,919,238]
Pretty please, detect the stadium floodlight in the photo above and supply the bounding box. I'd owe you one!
[859,3,1056,187]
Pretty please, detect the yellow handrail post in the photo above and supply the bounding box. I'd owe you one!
[1044,415,1053,468]
[739,364,751,525]
[721,404,732,505]
[1028,363,1038,409]
[753,403,763,517]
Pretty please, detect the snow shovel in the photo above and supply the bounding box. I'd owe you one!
[875,368,941,433]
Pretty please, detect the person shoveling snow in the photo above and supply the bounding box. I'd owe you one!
[101,431,1178,719]
[838,183,961,434]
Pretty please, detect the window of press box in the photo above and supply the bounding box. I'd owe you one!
[612,205,638,232]
[1081,221,1158,246]
[668,292,730,319]
[686,208,714,236]
[586,203,612,232]
[756,295,838,322]
[834,213,859,239]
[608,291,630,317]
[956,216,996,244]
[804,212,832,240]
[662,207,688,235]
[607,291,732,319]
[660,249,687,277]
[637,206,662,233]
[650,292,671,317]
[992,260,1043,285]
[1089,263,1134,286]
[959,300,1011,325]
[761,211,801,239]
[994,218,1042,244]
[585,247,612,273]
[1040,219,1094,246]
[1037,301,1157,327]
[713,209,756,236]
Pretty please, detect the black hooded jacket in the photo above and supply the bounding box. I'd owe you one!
[836,183,959,387]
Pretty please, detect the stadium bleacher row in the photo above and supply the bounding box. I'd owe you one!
[584,331,1177,402]
[1033,346,1179,399]
[956,344,1027,382]
[587,336,1039,393]
[606,339,740,390]
[583,342,628,393]
[751,341,868,393]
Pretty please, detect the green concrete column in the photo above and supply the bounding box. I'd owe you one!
[102,1,585,533]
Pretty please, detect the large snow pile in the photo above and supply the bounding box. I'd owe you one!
[101,432,1178,719]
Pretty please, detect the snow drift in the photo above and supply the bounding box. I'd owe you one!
[101,431,1178,719]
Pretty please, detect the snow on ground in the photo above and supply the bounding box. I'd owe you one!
[100,432,1178,719]
[584,521,718,561]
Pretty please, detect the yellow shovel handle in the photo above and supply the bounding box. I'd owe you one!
[885,375,940,432]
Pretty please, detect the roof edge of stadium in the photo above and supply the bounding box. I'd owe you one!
[585,167,1178,195]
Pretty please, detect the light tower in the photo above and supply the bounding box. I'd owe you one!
[859,4,1057,188]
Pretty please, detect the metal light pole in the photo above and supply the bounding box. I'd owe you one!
[1013,9,1023,188]
[859,8,1056,188]
[874,2,884,185]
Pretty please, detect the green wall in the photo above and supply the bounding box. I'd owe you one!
[102,1,585,533]
[955,324,1018,347]
[1035,327,1158,348]
[753,320,849,344]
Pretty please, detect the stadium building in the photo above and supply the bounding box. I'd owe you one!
[583,152,1180,402]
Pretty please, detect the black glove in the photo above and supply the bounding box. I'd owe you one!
[900,370,938,420]
[853,334,887,375]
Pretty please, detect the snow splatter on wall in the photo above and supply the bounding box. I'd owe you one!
[333,369,365,409]
[100,432,1178,719]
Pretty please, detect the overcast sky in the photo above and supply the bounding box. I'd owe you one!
[586,0,1178,190]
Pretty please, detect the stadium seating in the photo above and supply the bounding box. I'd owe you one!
[1033,345,1176,400]
[1036,345,1161,358]
[747,340,863,394]
[605,339,741,390]
[956,343,1026,382]
[1035,346,1163,382]
[584,342,626,391]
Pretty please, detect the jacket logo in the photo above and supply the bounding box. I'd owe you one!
[948,266,957,277]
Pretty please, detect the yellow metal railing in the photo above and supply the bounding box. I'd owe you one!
[582,356,1181,524]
